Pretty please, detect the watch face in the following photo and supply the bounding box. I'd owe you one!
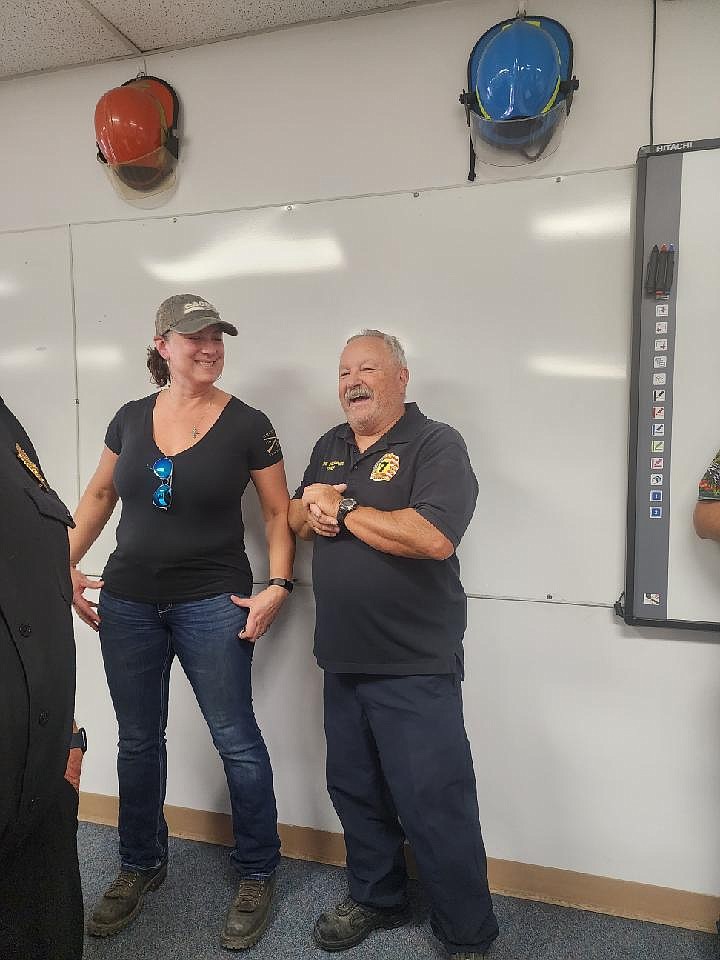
[339,498,357,512]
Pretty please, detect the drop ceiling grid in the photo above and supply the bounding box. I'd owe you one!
[91,0,407,51]
[0,0,131,78]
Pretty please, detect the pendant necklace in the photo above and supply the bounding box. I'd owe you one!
[191,398,214,440]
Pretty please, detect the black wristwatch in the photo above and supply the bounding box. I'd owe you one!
[336,497,359,530]
[70,727,87,754]
[268,578,294,593]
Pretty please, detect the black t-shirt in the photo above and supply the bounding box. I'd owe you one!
[0,398,75,850]
[102,394,282,603]
[294,403,478,676]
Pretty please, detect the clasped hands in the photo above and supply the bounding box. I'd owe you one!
[301,483,347,538]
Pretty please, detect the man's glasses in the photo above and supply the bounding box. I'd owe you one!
[152,457,173,510]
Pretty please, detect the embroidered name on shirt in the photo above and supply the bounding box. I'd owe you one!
[370,453,400,482]
[15,443,48,488]
[322,460,345,472]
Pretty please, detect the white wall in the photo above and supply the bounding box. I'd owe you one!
[2,0,720,897]
[0,0,653,231]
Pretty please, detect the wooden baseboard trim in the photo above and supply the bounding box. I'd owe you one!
[78,792,719,934]
[486,858,719,934]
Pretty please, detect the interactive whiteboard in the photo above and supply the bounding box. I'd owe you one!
[624,139,720,628]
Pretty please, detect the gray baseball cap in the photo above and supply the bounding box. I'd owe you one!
[155,294,238,337]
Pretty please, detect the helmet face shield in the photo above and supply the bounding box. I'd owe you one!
[469,100,566,166]
[100,144,177,204]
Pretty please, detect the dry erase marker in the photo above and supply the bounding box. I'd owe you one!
[645,244,659,296]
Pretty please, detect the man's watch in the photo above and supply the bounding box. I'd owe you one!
[268,578,294,593]
[70,727,87,754]
[336,497,359,529]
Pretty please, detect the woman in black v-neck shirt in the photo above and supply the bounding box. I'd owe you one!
[67,295,294,949]
[102,392,278,601]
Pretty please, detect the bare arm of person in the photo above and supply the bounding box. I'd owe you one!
[343,506,454,560]
[68,446,119,630]
[64,720,84,793]
[231,461,295,641]
[693,501,720,541]
[288,498,315,541]
[302,483,453,560]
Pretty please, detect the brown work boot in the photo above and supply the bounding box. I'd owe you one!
[221,875,276,950]
[86,863,167,937]
[313,896,412,951]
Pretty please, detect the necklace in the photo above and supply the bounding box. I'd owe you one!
[162,389,216,440]
[190,397,214,440]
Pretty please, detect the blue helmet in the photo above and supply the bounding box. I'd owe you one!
[460,16,579,176]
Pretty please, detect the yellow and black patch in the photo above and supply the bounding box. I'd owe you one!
[370,452,400,482]
[15,443,48,488]
[322,460,345,472]
[263,431,281,457]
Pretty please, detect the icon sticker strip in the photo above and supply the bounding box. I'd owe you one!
[632,223,679,621]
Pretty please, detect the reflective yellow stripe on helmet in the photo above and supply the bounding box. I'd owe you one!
[541,74,561,115]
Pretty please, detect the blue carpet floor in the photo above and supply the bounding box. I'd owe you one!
[78,823,717,960]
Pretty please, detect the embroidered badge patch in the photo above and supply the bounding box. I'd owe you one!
[370,452,400,482]
[15,443,48,488]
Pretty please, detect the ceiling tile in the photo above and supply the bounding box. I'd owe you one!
[91,0,410,51]
[0,0,134,78]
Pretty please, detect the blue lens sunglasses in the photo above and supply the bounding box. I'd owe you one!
[152,456,173,510]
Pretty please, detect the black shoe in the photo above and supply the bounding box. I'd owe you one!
[221,876,276,950]
[313,896,412,952]
[86,863,167,937]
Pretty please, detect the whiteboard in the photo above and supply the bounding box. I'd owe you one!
[624,140,720,627]
[0,227,78,509]
[72,168,633,603]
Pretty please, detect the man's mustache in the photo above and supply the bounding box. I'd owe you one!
[345,386,373,402]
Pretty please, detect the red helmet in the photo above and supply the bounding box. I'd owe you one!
[94,76,180,202]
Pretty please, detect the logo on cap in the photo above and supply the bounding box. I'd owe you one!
[184,299,213,314]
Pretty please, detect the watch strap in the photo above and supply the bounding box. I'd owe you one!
[337,498,359,529]
[70,728,87,753]
[268,578,294,593]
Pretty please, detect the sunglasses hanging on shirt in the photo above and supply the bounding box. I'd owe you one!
[152,456,173,510]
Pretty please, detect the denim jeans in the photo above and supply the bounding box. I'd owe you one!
[98,590,280,877]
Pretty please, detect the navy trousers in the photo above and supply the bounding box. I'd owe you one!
[324,672,499,956]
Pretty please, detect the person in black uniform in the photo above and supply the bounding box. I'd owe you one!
[288,330,499,959]
[0,397,85,960]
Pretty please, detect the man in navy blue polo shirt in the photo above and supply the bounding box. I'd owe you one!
[289,331,498,959]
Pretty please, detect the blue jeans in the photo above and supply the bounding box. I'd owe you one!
[98,590,280,877]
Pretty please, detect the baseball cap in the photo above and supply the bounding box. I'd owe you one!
[155,294,238,337]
